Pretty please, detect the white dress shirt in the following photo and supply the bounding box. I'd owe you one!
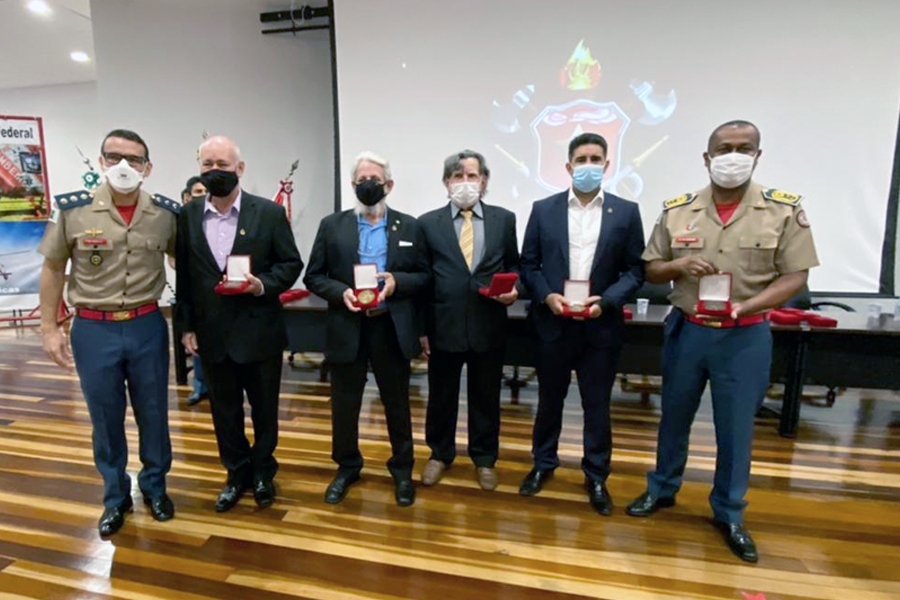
[567,188,604,281]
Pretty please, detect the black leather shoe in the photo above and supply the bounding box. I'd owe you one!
[253,478,276,508]
[186,391,208,406]
[215,482,250,513]
[519,468,554,496]
[714,521,759,563]
[99,496,134,537]
[394,479,415,507]
[143,493,175,521]
[324,472,360,505]
[625,490,676,517]
[585,480,613,516]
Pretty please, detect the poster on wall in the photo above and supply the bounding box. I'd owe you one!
[0,115,50,310]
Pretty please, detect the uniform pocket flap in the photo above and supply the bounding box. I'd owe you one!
[739,236,778,250]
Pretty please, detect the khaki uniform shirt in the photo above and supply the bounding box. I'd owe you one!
[643,182,818,313]
[38,183,178,311]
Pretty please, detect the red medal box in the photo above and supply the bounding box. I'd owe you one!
[214,255,251,295]
[478,272,518,297]
[697,272,732,317]
[353,263,380,309]
[561,279,591,318]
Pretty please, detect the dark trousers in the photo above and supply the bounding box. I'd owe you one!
[202,353,283,484]
[70,311,171,508]
[425,348,504,468]
[647,310,772,524]
[329,313,414,480]
[532,321,620,482]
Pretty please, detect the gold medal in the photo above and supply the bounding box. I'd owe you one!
[570,303,585,313]
[90,252,103,266]
[357,290,376,305]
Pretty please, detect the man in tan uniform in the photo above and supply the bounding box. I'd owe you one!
[625,120,818,562]
[39,129,179,537]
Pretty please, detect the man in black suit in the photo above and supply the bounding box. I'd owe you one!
[418,150,519,491]
[519,133,645,515]
[304,151,429,507]
[176,135,303,512]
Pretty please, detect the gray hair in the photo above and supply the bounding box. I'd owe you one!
[351,151,392,181]
[442,149,490,181]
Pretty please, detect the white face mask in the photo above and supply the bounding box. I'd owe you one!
[449,181,481,209]
[103,159,144,193]
[708,152,755,189]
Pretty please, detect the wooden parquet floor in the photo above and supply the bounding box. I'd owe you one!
[0,323,899,600]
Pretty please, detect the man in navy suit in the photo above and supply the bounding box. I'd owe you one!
[519,133,645,515]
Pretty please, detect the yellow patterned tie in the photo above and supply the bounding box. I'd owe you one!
[459,209,474,269]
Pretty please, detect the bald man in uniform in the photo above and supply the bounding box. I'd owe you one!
[626,120,818,562]
[39,128,179,537]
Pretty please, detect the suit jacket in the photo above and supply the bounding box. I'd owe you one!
[303,208,430,363]
[175,191,304,363]
[520,191,645,345]
[419,202,519,353]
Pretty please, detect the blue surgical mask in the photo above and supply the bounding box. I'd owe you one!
[571,164,604,193]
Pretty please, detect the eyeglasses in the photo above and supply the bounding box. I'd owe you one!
[102,152,148,169]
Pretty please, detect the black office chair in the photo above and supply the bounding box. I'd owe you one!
[767,285,854,406]
[619,282,673,404]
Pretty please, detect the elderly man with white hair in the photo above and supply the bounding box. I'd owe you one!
[304,151,429,507]
[175,135,303,513]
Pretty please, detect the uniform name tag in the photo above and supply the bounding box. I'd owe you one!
[77,237,114,251]
[675,237,699,244]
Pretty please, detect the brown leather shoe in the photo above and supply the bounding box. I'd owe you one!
[476,467,497,491]
[421,459,447,486]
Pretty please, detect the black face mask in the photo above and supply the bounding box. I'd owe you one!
[200,169,239,197]
[355,179,386,206]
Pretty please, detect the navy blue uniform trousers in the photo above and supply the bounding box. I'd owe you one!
[70,311,171,508]
[647,310,772,524]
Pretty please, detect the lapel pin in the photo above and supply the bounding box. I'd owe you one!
[607,207,613,213]
[240,228,246,236]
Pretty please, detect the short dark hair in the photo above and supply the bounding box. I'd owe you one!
[442,150,490,181]
[185,175,204,190]
[568,132,608,161]
[101,129,150,160]
[708,120,761,151]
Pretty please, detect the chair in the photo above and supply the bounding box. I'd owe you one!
[766,286,854,406]
[619,282,672,404]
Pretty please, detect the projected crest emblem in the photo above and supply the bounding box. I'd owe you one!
[531,99,630,192]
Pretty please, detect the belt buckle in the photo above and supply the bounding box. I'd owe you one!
[706,320,722,328]
[109,310,132,321]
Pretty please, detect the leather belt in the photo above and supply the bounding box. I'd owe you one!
[76,302,159,322]
[684,313,767,329]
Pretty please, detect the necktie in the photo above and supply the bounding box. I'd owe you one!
[459,209,474,269]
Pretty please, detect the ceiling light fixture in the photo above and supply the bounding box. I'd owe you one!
[70,51,90,63]
[26,0,53,16]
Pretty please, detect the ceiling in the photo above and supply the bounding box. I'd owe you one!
[0,0,95,90]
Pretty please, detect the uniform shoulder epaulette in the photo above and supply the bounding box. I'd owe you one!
[761,188,803,206]
[663,192,696,211]
[152,194,180,215]
[54,190,93,210]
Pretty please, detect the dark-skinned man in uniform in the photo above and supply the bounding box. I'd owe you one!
[626,120,818,563]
